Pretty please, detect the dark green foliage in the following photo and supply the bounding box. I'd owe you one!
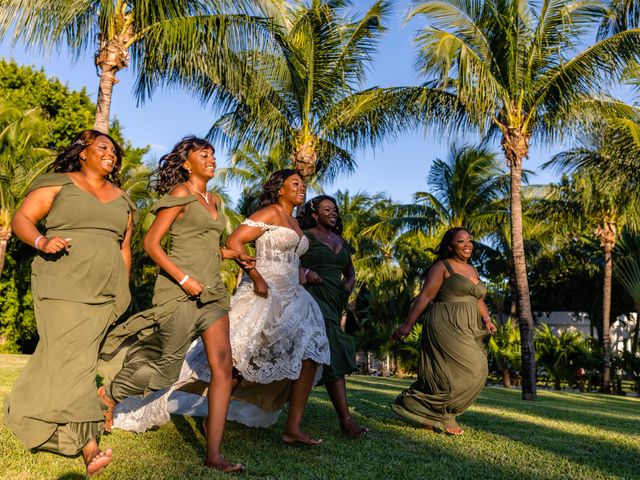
[0,59,95,149]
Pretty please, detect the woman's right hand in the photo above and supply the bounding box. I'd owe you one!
[391,322,413,341]
[40,236,71,254]
[252,274,269,298]
[181,277,204,297]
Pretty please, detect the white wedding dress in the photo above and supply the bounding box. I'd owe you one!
[111,219,330,432]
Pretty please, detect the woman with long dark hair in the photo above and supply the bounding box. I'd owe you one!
[223,169,330,445]
[298,195,368,438]
[391,227,496,435]
[97,136,249,472]
[5,130,136,476]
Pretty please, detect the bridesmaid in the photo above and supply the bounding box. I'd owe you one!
[5,130,136,476]
[298,196,368,438]
[391,227,496,435]
[98,136,249,472]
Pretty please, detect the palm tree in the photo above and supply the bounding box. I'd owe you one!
[0,105,52,277]
[406,0,640,400]
[487,318,521,388]
[0,0,271,132]
[170,0,428,180]
[616,233,640,356]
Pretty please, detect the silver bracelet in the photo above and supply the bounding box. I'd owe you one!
[179,274,190,286]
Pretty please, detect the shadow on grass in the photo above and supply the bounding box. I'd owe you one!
[475,389,640,436]
[56,474,85,480]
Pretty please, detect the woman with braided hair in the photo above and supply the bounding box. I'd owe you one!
[5,130,136,476]
[97,136,251,472]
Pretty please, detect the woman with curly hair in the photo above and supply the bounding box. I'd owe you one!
[97,136,250,472]
[391,227,496,435]
[298,195,368,439]
[223,169,330,445]
[5,130,136,476]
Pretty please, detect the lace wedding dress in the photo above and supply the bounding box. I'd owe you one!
[111,219,330,432]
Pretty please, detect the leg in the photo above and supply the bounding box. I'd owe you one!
[325,376,368,438]
[282,359,321,445]
[82,438,112,477]
[97,386,116,432]
[201,316,244,473]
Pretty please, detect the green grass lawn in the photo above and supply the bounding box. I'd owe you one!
[1,354,639,480]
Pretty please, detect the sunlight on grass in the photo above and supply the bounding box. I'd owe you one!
[1,359,639,479]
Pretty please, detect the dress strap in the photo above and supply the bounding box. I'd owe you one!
[26,173,73,195]
[242,218,278,231]
[442,259,455,275]
[120,194,139,225]
[151,194,198,214]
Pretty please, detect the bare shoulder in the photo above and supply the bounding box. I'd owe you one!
[168,183,190,197]
[249,205,279,225]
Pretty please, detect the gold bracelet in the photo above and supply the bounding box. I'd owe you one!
[218,247,224,258]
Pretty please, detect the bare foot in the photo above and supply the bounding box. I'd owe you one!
[97,386,115,432]
[205,456,245,473]
[340,416,368,439]
[85,448,113,477]
[445,426,464,436]
[282,430,322,446]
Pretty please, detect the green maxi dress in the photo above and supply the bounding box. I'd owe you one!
[4,173,136,455]
[99,194,230,402]
[300,232,356,384]
[392,259,488,431]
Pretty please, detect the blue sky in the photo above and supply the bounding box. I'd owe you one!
[0,1,563,204]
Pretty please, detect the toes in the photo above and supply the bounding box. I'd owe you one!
[86,449,113,476]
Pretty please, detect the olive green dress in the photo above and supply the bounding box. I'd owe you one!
[98,194,230,403]
[300,232,356,384]
[4,173,136,455]
[392,260,488,431]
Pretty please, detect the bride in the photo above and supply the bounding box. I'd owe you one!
[110,169,330,446]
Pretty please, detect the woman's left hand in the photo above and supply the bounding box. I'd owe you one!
[484,320,497,335]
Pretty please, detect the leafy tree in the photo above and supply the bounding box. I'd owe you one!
[535,323,592,391]
[184,0,425,180]
[0,104,52,276]
[488,318,521,388]
[0,0,271,132]
[406,0,640,399]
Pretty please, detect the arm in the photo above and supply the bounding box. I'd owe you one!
[226,209,276,298]
[393,262,446,339]
[11,186,71,254]
[120,211,134,277]
[478,298,497,334]
[342,249,356,293]
[143,187,203,296]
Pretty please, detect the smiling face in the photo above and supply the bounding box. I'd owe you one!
[279,173,306,206]
[313,199,338,229]
[450,229,473,261]
[184,147,216,179]
[80,135,118,176]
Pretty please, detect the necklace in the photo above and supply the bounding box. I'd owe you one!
[186,181,210,205]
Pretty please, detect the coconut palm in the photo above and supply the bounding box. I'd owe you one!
[545,140,640,391]
[166,0,437,180]
[0,105,52,277]
[0,0,272,132]
[406,0,640,399]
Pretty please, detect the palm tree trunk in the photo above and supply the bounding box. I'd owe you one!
[632,307,639,356]
[597,219,616,393]
[503,128,536,401]
[93,33,132,133]
[502,368,512,388]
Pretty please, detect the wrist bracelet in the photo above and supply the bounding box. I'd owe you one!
[303,268,310,276]
[34,235,45,250]
[179,274,190,286]
[219,247,224,258]
[482,316,492,324]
